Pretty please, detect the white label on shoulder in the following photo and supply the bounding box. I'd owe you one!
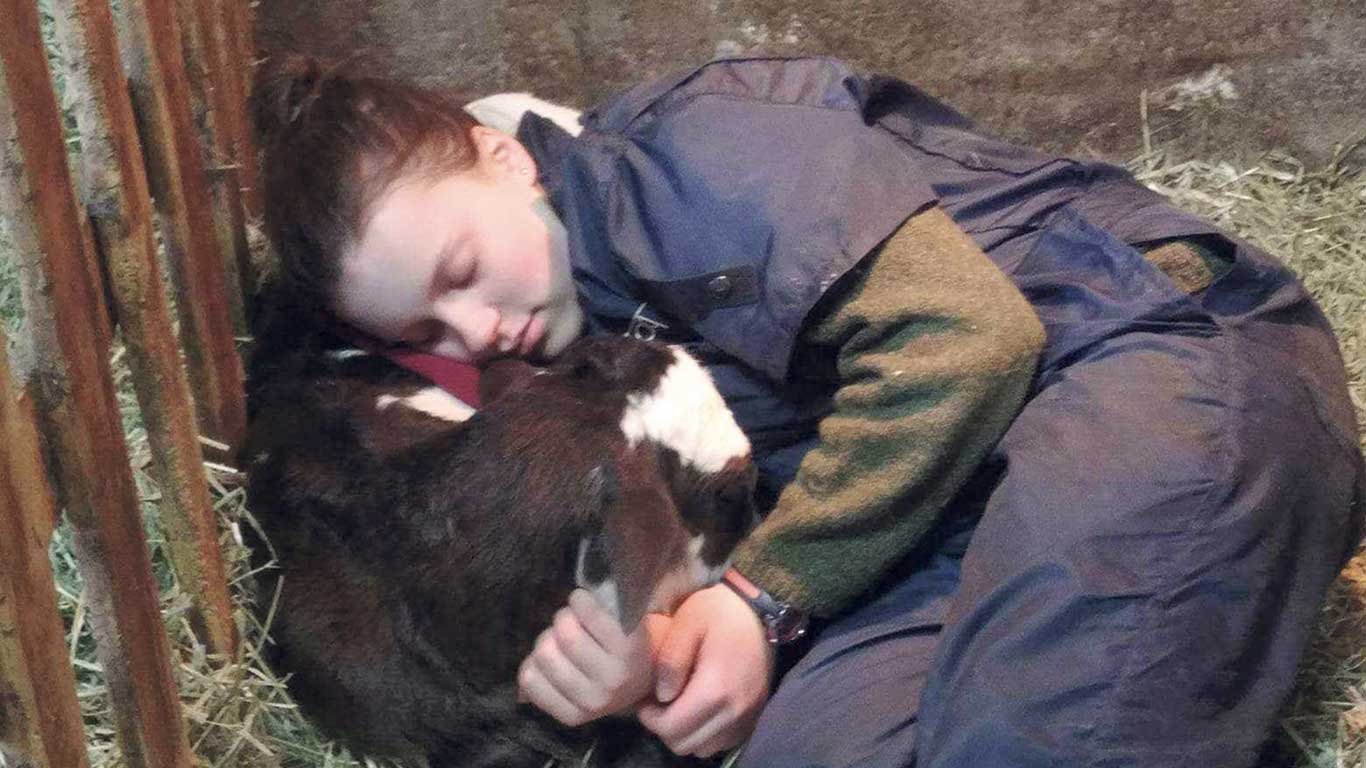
[464,92,584,137]
[376,386,475,423]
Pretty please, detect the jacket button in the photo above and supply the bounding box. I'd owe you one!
[707,274,733,300]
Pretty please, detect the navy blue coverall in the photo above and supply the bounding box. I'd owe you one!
[519,57,1365,768]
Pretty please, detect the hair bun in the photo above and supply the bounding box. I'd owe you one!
[251,53,329,144]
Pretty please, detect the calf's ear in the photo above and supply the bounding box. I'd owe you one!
[600,469,689,631]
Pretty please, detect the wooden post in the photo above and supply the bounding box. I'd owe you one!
[220,0,262,221]
[202,0,259,307]
[49,0,239,659]
[0,330,89,768]
[171,0,251,333]
[117,0,247,452]
[0,4,195,766]
[199,0,263,249]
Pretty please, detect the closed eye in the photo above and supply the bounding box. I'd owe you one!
[438,242,477,292]
[399,318,443,347]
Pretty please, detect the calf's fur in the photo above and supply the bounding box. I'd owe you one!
[242,317,755,768]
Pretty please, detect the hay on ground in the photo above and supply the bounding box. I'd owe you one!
[2,140,1363,768]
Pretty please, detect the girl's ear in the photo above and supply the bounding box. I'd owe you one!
[470,125,539,188]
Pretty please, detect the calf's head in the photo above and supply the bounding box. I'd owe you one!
[483,336,757,629]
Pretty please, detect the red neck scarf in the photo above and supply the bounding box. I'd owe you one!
[378,346,482,408]
[343,328,482,408]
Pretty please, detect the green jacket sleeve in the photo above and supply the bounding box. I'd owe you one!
[728,207,1046,617]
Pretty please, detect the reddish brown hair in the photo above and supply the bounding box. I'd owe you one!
[251,55,483,319]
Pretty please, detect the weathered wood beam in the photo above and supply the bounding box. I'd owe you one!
[50,0,239,658]
[0,3,195,765]
[0,327,89,768]
[117,0,248,451]
[220,0,261,221]
[171,0,250,333]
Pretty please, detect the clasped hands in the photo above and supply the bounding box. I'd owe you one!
[517,583,776,758]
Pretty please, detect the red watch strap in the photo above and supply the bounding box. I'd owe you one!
[721,568,810,645]
[722,568,762,599]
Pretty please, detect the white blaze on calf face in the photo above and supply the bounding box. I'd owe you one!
[688,534,732,588]
[651,535,731,611]
[376,387,476,423]
[577,535,730,624]
[643,535,732,617]
[618,347,750,473]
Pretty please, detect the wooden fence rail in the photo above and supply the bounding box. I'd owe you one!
[0,0,258,762]
[171,0,246,335]
[49,0,238,658]
[0,322,89,768]
[119,0,248,452]
[0,8,196,762]
[218,0,261,220]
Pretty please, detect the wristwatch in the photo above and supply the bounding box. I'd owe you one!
[721,568,810,645]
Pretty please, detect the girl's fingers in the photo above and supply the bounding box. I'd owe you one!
[698,723,753,760]
[669,708,733,757]
[517,656,591,727]
[569,588,634,653]
[548,605,618,683]
[528,627,610,714]
[637,687,724,752]
[653,617,706,704]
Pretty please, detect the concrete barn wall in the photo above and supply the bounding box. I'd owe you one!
[255,0,1366,167]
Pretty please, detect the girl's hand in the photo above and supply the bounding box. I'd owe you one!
[636,583,775,757]
[517,588,665,726]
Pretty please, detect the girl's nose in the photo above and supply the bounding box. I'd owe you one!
[433,297,501,359]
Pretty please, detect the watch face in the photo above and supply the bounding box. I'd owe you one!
[770,606,809,644]
[721,571,809,644]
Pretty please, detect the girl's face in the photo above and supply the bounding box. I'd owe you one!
[336,129,583,363]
